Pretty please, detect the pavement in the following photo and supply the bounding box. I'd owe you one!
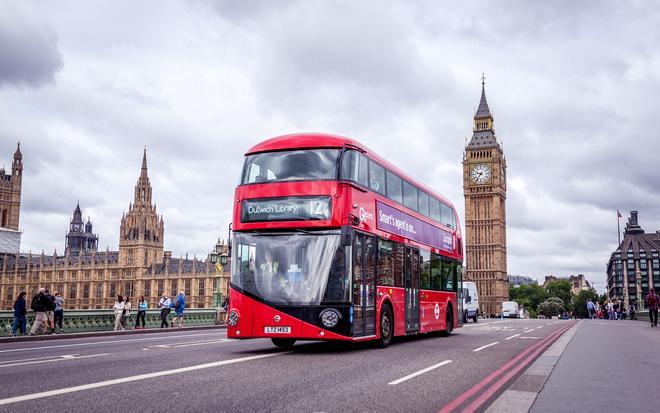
[0,318,574,412]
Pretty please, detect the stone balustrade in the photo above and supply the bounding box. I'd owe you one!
[0,308,220,336]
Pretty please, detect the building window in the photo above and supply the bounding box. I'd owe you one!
[83,283,90,299]
[157,280,164,296]
[128,250,134,264]
[69,284,77,299]
[199,279,205,296]
[144,280,151,297]
[185,279,191,295]
[96,283,103,299]
[6,286,13,301]
[124,282,133,298]
[170,280,178,297]
[109,282,116,298]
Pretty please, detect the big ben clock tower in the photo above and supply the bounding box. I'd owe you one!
[463,76,509,317]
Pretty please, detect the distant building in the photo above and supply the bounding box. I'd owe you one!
[0,143,22,231]
[64,203,99,256]
[543,274,594,295]
[0,149,228,309]
[508,274,536,287]
[607,211,660,309]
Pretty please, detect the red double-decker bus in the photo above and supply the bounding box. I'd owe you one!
[227,133,463,348]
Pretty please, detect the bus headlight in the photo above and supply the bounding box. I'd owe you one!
[227,310,239,327]
[320,309,340,328]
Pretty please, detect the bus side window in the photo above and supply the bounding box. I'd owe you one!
[430,253,442,290]
[392,242,404,287]
[429,197,441,222]
[420,250,431,289]
[358,153,369,188]
[377,239,394,286]
[440,202,454,229]
[368,159,385,194]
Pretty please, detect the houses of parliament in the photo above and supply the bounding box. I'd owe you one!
[0,146,229,310]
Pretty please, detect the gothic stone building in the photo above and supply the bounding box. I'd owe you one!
[0,144,22,231]
[0,149,229,310]
[463,79,509,316]
[607,211,660,309]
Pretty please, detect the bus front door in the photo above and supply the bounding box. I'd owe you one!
[352,233,376,337]
[405,246,420,333]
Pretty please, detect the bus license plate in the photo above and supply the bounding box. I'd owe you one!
[264,326,291,334]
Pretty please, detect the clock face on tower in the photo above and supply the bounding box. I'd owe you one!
[470,163,491,184]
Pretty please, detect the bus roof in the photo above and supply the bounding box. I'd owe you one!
[245,133,458,214]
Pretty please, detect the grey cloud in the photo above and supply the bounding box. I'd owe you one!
[0,2,63,87]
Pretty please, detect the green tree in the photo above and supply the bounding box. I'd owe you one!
[572,290,599,318]
[509,283,548,318]
[538,297,565,318]
[546,280,572,310]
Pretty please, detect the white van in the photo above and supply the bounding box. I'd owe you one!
[462,282,479,323]
[501,301,520,318]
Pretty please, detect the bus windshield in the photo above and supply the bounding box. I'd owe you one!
[231,232,349,305]
[241,149,340,184]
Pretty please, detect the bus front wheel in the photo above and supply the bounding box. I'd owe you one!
[271,338,296,348]
[473,310,478,323]
[376,304,393,348]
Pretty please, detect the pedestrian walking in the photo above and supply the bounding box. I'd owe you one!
[135,296,147,329]
[171,291,185,328]
[121,296,132,329]
[606,300,614,320]
[159,294,171,328]
[45,289,56,334]
[29,288,49,335]
[53,291,64,333]
[644,289,659,327]
[113,295,125,331]
[629,303,637,320]
[11,291,27,336]
[587,298,595,319]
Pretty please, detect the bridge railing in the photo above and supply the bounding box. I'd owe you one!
[0,309,221,336]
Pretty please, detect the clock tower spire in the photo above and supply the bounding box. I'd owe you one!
[462,76,509,317]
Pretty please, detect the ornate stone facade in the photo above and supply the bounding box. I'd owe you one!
[64,203,98,255]
[463,79,509,316]
[0,144,22,231]
[0,150,229,310]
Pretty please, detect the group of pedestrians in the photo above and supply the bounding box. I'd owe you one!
[11,288,65,336]
[586,297,636,320]
[158,291,185,328]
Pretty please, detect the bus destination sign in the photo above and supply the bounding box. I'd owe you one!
[376,201,453,252]
[241,196,332,223]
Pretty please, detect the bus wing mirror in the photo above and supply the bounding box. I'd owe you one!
[341,226,353,247]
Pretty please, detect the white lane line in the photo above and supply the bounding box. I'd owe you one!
[0,353,109,368]
[0,352,286,406]
[0,354,78,364]
[523,329,535,333]
[519,336,541,339]
[473,342,499,352]
[535,326,544,329]
[172,339,234,348]
[388,360,452,385]
[165,338,232,347]
[505,334,520,340]
[0,332,226,354]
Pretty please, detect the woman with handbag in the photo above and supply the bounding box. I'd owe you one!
[135,296,148,329]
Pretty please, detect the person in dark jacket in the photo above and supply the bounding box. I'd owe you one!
[645,289,659,327]
[11,291,27,336]
[29,288,49,335]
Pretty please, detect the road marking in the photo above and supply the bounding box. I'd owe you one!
[0,332,226,354]
[505,334,520,340]
[0,352,286,406]
[388,360,452,385]
[152,345,171,348]
[535,326,544,329]
[473,342,499,352]
[0,353,109,368]
[172,339,234,348]
[0,354,78,365]
[523,329,535,333]
[519,336,541,339]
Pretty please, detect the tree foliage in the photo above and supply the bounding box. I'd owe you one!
[538,297,565,318]
[509,284,548,318]
[572,290,599,318]
[545,280,573,310]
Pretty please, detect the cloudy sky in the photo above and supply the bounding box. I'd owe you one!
[2,1,659,291]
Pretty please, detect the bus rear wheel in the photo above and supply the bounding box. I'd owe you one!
[271,338,296,348]
[441,306,453,337]
[376,304,393,348]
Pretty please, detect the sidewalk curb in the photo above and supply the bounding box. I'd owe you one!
[0,324,227,343]
[485,321,581,413]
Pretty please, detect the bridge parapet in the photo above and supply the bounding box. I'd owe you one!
[0,308,219,336]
